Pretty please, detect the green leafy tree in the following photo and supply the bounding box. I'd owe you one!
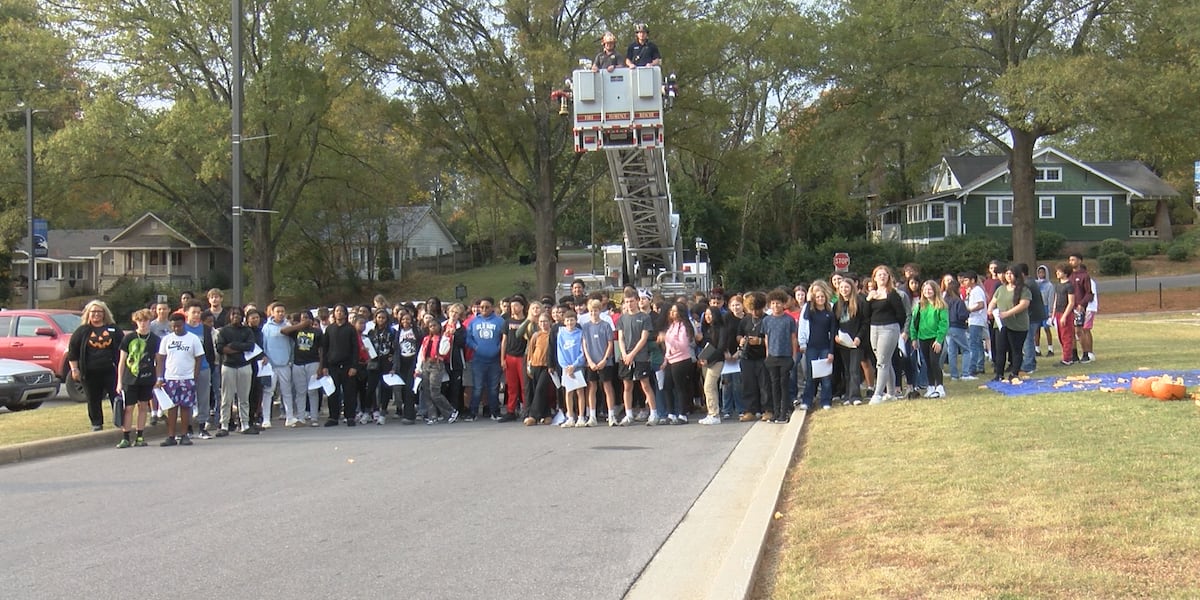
[816,0,1189,266]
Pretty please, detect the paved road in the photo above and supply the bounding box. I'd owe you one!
[1099,272,1200,293]
[0,418,753,599]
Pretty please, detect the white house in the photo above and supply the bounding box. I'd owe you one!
[346,206,461,278]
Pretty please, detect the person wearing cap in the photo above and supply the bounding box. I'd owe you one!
[625,24,661,67]
[593,31,623,72]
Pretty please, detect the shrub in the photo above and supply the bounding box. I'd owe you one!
[1167,243,1190,262]
[1097,238,1126,256]
[916,236,1006,279]
[1034,231,1066,260]
[1097,252,1132,275]
[1129,242,1157,259]
[103,277,160,328]
[1084,244,1100,259]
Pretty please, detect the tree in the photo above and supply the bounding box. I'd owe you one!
[53,0,419,305]
[816,0,1188,266]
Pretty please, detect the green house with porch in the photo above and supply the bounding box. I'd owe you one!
[872,147,1179,246]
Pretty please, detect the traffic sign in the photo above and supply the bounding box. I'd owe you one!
[833,252,850,272]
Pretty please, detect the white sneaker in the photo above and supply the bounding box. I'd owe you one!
[608,414,617,427]
[259,420,272,429]
[375,414,386,425]
[284,418,296,428]
[561,417,576,428]
[357,413,370,425]
[698,415,721,425]
[936,385,946,398]
[577,416,591,428]
[586,415,598,427]
[619,414,633,426]
[868,395,884,405]
[309,419,321,427]
[799,403,809,411]
[678,414,688,424]
[667,414,678,425]
[882,394,896,403]
[646,414,659,426]
[923,387,936,398]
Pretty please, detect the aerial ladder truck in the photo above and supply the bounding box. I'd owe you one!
[558,65,709,295]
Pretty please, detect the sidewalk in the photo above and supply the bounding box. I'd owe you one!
[625,413,806,600]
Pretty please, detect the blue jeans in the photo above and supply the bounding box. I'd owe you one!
[1021,326,1038,372]
[800,347,834,407]
[469,357,501,416]
[944,327,967,379]
[721,372,743,415]
[967,325,986,376]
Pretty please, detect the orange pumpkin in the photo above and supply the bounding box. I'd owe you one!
[1130,377,1154,397]
[1150,377,1186,401]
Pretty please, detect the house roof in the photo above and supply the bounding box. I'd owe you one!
[384,206,460,248]
[92,212,225,251]
[13,228,124,262]
[1084,161,1179,198]
[943,155,1005,190]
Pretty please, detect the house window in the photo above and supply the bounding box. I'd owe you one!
[1039,196,1055,219]
[986,196,1012,227]
[1035,167,1062,182]
[67,263,84,280]
[1083,196,1112,226]
[930,202,945,220]
[907,204,930,223]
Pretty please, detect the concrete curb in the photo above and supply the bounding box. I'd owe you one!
[0,425,167,466]
[625,413,805,600]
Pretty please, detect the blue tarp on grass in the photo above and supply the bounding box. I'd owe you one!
[984,369,1200,397]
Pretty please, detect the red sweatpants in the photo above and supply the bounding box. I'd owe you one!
[1055,312,1074,362]
[503,355,526,414]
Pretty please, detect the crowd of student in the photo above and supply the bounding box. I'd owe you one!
[64,255,1099,449]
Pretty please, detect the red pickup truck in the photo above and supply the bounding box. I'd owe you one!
[0,309,86,402]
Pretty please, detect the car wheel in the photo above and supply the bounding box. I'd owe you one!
[64,377,88,402]
[6,402,43,411]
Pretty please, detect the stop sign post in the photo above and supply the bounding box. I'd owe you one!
[833,252,850,272]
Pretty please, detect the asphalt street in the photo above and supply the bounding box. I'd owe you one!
[0,418,754,599]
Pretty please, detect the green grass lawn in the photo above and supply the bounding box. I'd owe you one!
[757,313,1200,598]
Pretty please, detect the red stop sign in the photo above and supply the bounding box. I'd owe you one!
[833,252,850,272]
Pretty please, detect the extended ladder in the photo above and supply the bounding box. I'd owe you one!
[571,66,679,285]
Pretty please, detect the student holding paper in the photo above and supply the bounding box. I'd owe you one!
[363,309,396,425]
[910,280,949,398]
[798,282,836,411]
[523,314,555,425]
[556,310,587,427]
[214,307,257,436]
[156,313,204,446]
[697,306,727,425]
[391,311,422,424]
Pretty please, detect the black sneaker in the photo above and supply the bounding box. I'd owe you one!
[463,415,476,422]
[324,419,339,427]
[215,429,229,438]
[497,413,517,423]
[346,420,357,427]
[160,436,178,447]
[240,427,259,435]
[178,435,193,446]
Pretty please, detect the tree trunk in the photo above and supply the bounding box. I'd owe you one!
[1153,199,1174,242]
[1009,128,1038,267]
[248,214,274,308]
[533,193,557,297]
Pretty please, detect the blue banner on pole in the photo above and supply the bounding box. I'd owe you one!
[32,218,47,258]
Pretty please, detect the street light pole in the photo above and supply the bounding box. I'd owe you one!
[25,107,35,309]
[230,0,244,307]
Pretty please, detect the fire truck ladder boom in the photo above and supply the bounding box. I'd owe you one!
[570,66,678,283]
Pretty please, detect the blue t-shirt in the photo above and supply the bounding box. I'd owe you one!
[763,314,797,358]
[184,322,209,370]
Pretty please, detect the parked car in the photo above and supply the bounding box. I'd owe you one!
[0,309,85,402]
[0,358,59,411]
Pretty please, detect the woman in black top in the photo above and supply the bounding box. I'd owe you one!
[364,309,396,424]
[834,278,869,405]
[68,300,125,431]
[865,265,907,403]
[698,306,727,424]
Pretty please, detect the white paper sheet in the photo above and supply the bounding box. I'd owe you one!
[382,373,404,387]
[153,386,174,410]
[720,359,741,375]
[835,331,856,348]
[258,362,274,377]
[362,336,378,359]
[810,358,833,379]
[412,376,423,393]
[562,369,587,392]
[655,369,666,390]
[244,345,264,361]
[549,370,561,388]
